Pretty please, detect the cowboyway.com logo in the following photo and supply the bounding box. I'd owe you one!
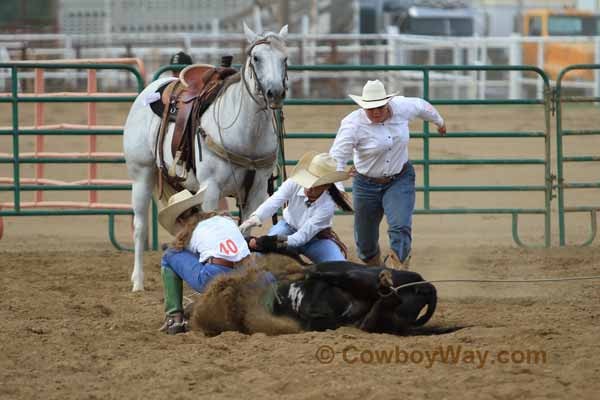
[314,345,547,368]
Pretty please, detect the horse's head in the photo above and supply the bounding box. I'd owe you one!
[243,22,288,109]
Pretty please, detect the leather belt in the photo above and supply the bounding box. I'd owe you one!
[207,257,235,268]
[358,162,409,185]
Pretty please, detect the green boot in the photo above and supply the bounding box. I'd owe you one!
[159,267,186,335]
[259,283,278,314]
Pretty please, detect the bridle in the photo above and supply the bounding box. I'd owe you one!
[242,37,288,110]
[208,34,289,222]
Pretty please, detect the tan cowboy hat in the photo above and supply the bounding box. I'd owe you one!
[158,185,207,235]
[289,151,350,189]
[348,80,398,109]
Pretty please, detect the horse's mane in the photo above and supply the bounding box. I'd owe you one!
[262,31,286,41]
[247,32,288,55]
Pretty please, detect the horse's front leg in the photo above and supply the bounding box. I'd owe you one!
[242,167,272,225]
[201,178,223,212]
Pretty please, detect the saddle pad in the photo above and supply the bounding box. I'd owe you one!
[149,81,173,117]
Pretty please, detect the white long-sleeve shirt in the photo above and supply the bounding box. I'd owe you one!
[187,215,250,263]
[330,96,444,177]
[252,179,339,247]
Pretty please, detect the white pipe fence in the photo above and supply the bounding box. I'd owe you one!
[0,32,599,98]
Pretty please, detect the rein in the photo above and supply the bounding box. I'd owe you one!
[241,61,268,110]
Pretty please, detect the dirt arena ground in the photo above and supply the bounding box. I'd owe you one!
[1,98,599,399]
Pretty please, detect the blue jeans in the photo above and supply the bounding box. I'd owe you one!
[161,248,274,293]
[268,220,345,263]
[352,162,415,262]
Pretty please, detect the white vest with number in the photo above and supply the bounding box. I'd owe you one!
[188,215,250,263]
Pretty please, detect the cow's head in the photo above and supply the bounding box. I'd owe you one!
[359,270,437,334]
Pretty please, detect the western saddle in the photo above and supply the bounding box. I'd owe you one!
[155,56,239,198]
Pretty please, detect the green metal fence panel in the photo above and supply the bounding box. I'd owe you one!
[283,64,553,247]
[555,64,600,246]
[0,62,158,251]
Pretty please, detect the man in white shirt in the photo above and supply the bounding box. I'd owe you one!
[329,80,446,268]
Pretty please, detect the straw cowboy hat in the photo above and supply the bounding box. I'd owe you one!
[289,151,350,188]
[348,80,398,109]
[158,185,207,235]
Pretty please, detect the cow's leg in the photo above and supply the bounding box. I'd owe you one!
[130,164,156,292]
[358,298,386,332]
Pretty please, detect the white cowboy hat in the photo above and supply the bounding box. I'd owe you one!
[289,151,350,189]
[158,185,207,235]
[348,80,398,109]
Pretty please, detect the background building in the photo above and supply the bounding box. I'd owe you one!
[0,0,59,33]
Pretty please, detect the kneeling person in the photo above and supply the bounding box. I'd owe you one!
[240,151,352,263]
[158,186,268,334]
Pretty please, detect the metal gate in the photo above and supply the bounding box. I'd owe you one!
[0,60,158,250]
[555,64,600,246]
[8,62,599,249]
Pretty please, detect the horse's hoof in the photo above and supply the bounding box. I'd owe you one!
[131,276,144,292]
[132,283,145,292]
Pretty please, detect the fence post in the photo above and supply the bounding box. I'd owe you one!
[595,38,600,98]
[467,43,477,98]
[11,67,20,212]
[536,39,545,98]
[301,16,310,97]
[479,42,487,100]
[452,44,460,99]
[509,34,522,99]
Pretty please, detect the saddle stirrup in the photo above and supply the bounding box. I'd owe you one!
[168,150,188,180]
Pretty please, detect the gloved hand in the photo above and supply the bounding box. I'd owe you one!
[254,235,288,252]
[239,214,262,235]
[437,124,447,136]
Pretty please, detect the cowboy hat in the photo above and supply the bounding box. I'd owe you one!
[289,151,350,189]
[158,185,207,235]
[348,80,398,109]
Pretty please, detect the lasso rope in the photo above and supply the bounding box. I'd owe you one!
[387,275,600,295]
[185,274,600,305]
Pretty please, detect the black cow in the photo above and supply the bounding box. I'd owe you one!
[271,261,437,334]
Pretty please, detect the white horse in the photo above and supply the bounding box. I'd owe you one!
[123,23,288,291]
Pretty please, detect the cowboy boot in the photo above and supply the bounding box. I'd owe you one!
[363,251,382,267]
[159,267,187,335]
[384,250,411,271]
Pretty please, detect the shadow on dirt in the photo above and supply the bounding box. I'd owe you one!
[411,325,469,336]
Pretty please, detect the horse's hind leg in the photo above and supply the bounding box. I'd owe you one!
[130,164,156,292]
